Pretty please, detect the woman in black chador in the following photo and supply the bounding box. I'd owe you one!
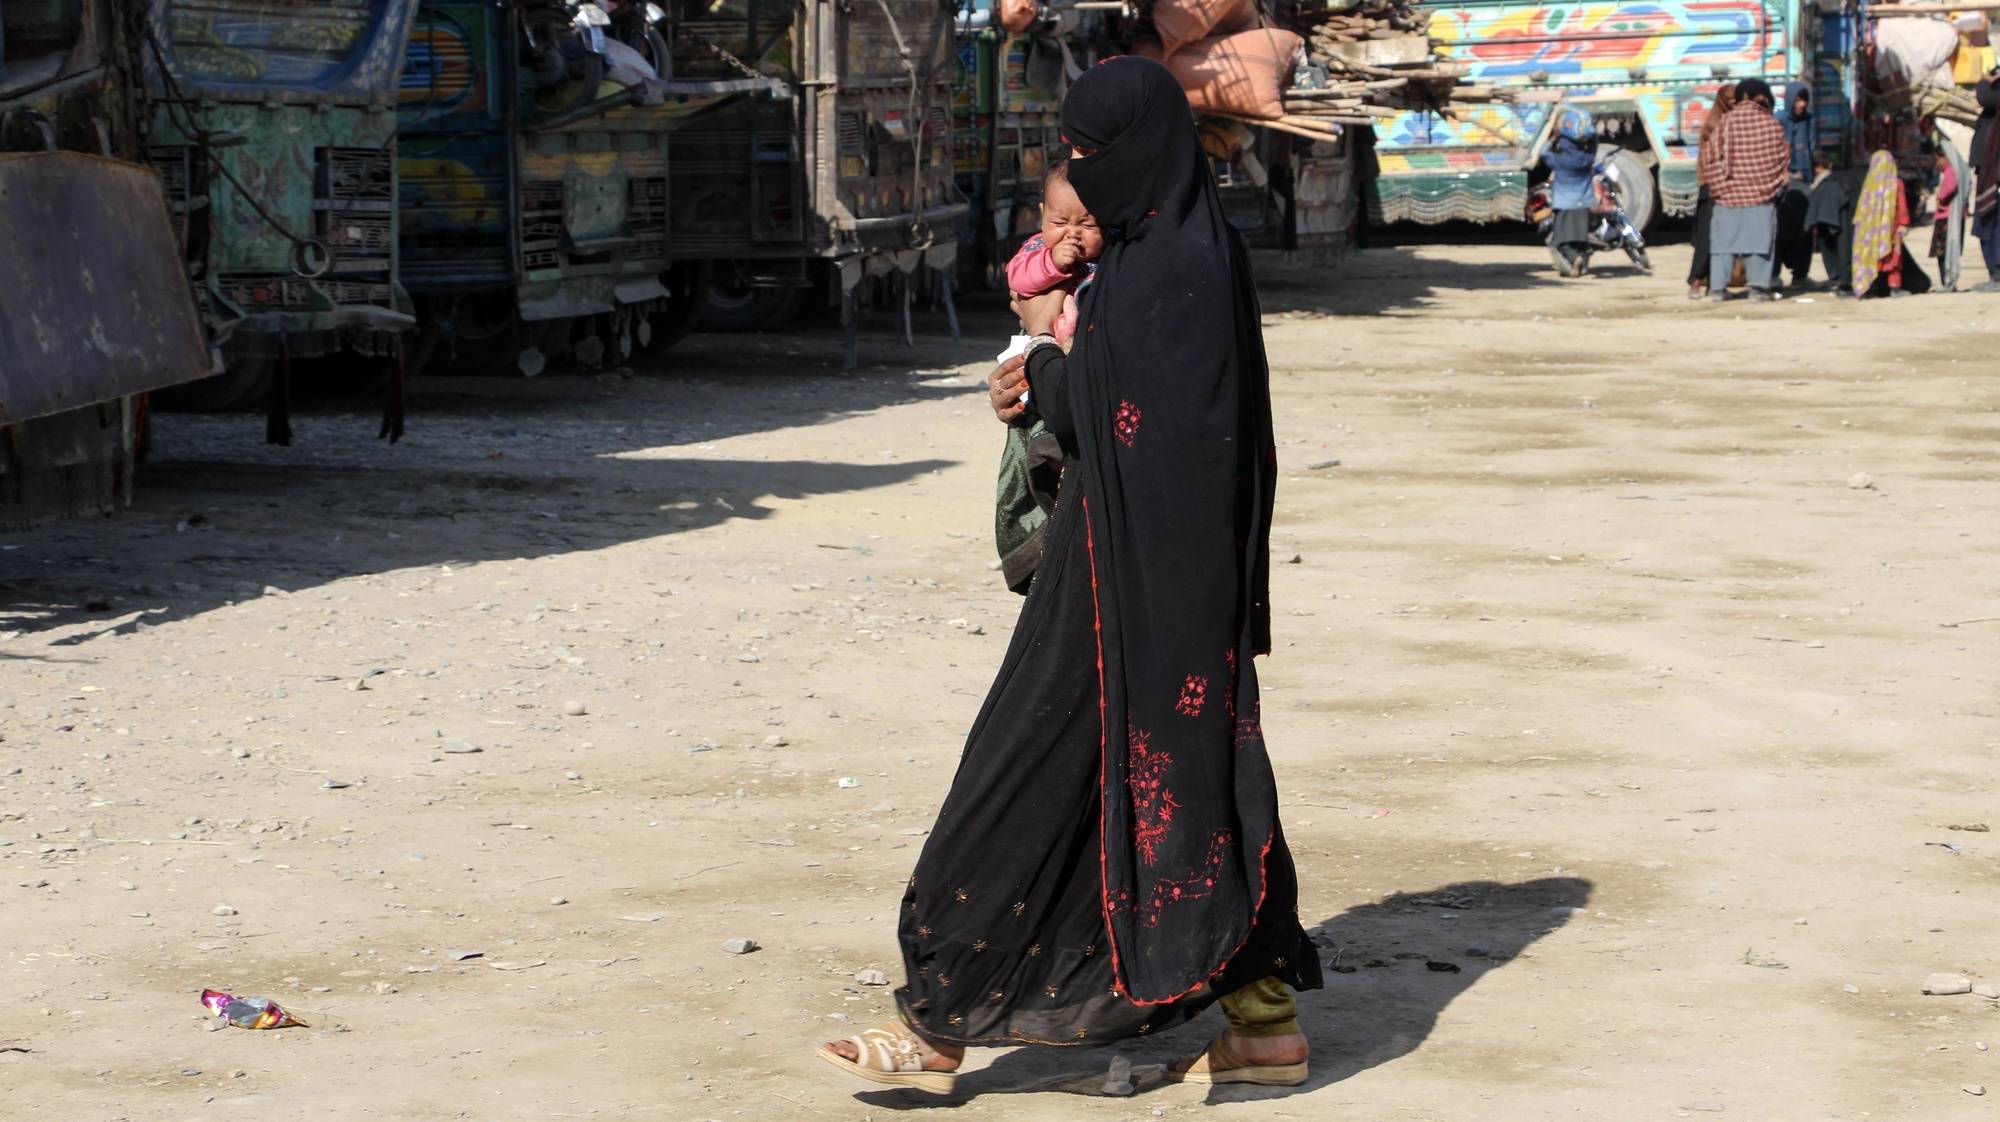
[819,55,1321,1094]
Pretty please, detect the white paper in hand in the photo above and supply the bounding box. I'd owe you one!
[998,334,1032,406]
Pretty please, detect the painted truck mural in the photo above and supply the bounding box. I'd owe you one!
[1368,0,1807,227]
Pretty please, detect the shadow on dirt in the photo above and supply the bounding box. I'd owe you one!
[0,452,953,645]
[854,876,1594,1108]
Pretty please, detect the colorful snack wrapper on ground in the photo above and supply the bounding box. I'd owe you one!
[200,989,305,1029]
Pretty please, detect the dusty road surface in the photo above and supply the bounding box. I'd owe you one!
[5,241,2000,1122]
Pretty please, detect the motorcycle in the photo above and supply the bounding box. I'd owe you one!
[1527,157,1652,276]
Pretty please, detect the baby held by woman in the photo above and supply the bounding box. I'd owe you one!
[990,159,1104,594]
[1005,160,1104,348]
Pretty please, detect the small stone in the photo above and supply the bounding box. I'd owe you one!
[446,949,484,962]
[212,904,237,917]
[1842,983,1861,994]
[562,700,587,717]
[231,746,251,760]
[19,879,48,889]
[1307,458,1342,470]
[549,895,568,906]
[564,770,582,781]
[231,1069,247,1079]
[1466,946,1491,958]
[1975,984,2000,999]
[855,969,890,986]
[373,981,397,995]
[837,777,859,789]
[1924,973,1973,995]
[764,734,788,747]
[321,779,351,790]
[180,1068,202,1077]
[1978,1041,1990,1052]
[1286,554,1303,564]
[117,880,136,891]
[722,938,759,955]
[1847,471,1875,490]
[83,992,107,1001]
[441,738,481,754]
[1967,1085,1987,1097]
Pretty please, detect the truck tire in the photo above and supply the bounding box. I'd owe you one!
[1601,148,1656,234]
[638,261,708,354]
[699,275,801,333]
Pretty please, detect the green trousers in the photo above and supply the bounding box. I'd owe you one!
[1218,976,1299,1038]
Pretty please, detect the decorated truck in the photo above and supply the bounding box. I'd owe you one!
[1366,0,1810,228]
[141,0,421,421]
[397,1,765,374]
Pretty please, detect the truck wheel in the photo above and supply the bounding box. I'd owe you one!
[638,262,708,354]
[699,276,800,333]
[1601,148,1656,234]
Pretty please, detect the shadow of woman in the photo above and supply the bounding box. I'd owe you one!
[854,876,1594,1109]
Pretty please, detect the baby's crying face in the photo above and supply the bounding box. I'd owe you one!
[1042,175,1105,269]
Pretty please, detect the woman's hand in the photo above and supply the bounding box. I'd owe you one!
[1011,288,1066,338]
[988,353,1029,424]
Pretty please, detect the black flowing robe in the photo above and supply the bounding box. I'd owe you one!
[895,57,1320,1047]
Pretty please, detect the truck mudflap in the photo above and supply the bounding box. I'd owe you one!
[0,152,208,425]
[1368,147,1529,225]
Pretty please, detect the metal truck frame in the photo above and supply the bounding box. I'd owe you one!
[1,0,211,527]
[669,0,968,351]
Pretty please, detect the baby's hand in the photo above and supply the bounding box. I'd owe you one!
[1049,238,1085,273]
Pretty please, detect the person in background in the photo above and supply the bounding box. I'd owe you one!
[1541,108,1598,277]
[1707,78,1792,302]
[1688,83,1738,299]
[1932,147,1960,281]
[1852,149,1919,297]
[1805,152,1855,297]
[1971,65,2000,291]
[1777,81,1817,288]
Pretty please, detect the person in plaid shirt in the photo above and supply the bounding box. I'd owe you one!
[1708,79,1793,302]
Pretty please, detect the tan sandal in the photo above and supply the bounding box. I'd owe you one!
[816,1022,959,1095]
[1162,1033,1309,1087]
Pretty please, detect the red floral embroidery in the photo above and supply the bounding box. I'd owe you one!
[1224,649,1238,717]
[1233,699,1263,750]
[1141,830,1232,927]
[1174,675,1207,718]
[1127,727,1179,866]
[1114,401,1142,447]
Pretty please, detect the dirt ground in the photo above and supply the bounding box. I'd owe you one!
[5,238,2000,1121]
